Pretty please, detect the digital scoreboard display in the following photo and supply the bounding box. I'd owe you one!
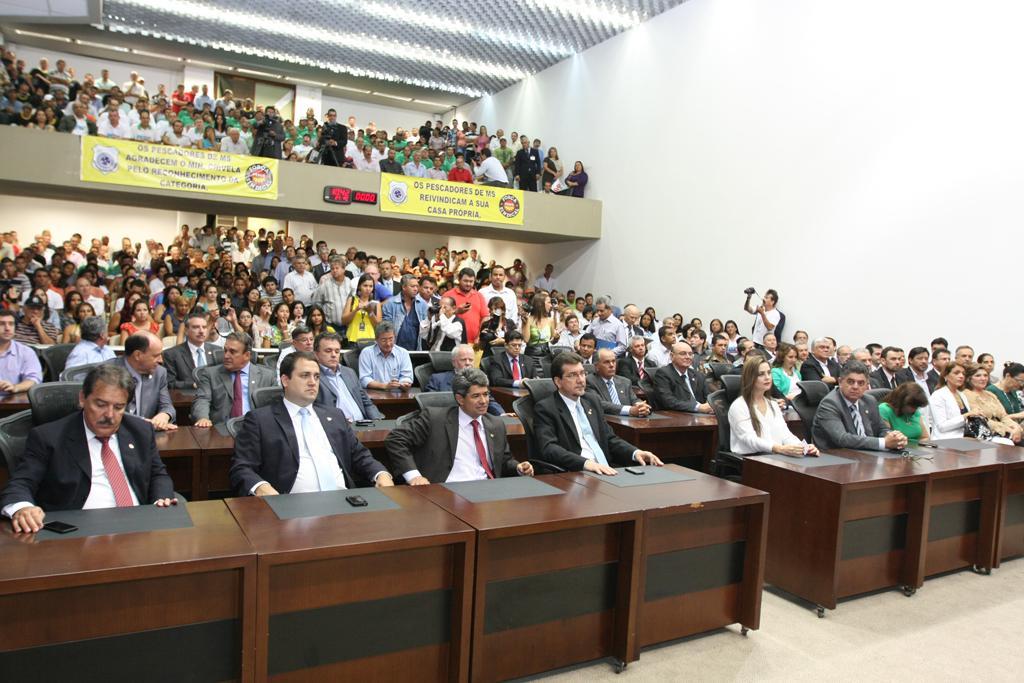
[323,186,378,205]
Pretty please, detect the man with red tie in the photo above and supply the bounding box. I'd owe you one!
[616,336,655,390]
[485,330,537,388]
[1,364,176,533]
[192,332,276,427]
[385,367,533,484]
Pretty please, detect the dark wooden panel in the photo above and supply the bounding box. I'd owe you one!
[930,474,983,506]
[640,584,741,647]
[837,550,906,598]
[645,542,745,601]
[485,524,621,581]
[269,643,449,683]
[645,506,746,556]
[843,485,909,521]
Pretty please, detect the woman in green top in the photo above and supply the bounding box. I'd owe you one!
[771,342,802,400]
[879,382,931,444]
[987,362,1024,422]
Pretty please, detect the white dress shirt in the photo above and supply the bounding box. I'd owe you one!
[646,344,672,368]
[478,284,519,324]
[447,409,492,482]
[220,137,250,155]
[473,156,509,183]
[283,270,317,305]
[284,399,347,494]
[728,397,802,455]
[353,155,378,172]
[559,393,600,462]
[97,118,130,139]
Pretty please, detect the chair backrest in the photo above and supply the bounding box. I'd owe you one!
[342,348,361,370]
[523,378,557,404]
[251,386,283,409]
[709,362,734,382]
[415,392,458,411]
[262,352,280,368]
[479,355,494,375]
[396,411,418,427]
[722,374,742,403]
[39,343,75,382]
[60,361,103,382]
[867,388,890,403]
[414,363,435,392]
[536,357,551,379]
[429,351,453,372]
[225,415,245,438]
[707,389,732,455]
[0,409,33,471]
[640,376,658,410]
[792,380,829,435]
[512,396,539,461]
[28,381,84,425]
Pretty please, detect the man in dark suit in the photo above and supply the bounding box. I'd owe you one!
[386,367,532,484]
[108,332,176,430]
[192,332,276,427]
[1,364,176,533]
[486,331,537,388]
[513,137,541,191]
[589,348,651,417]
[533,352,662,474]
[812,361,907,452]
[230,352,393,496]
[425,344,503,416]
[870,346,908,390]
[800,337,842,386]
[313,333,383,420]
[577,333,598,372]
[896,346,938,394]
[616,336,655,389]
[926,348,951,389]
[652,342,712,413]
[163,312,223,389]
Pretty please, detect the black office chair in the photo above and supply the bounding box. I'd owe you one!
[513,395,564,474]
[395,411,418,427]
[225,415,245,438]
[251,386,283,409]
[0,409,32,471]
[792,380,829,437]
[342,348,360,370]
[523,378,556,404]
[428,351,453,373]
[709,374,744,480]
[867,388,891,403]
[536,357,552,379]
[709,362,735,382]
[414,362,435,391]
[640,376,659,410]
[262,352,280,369]
[39,343,75,382]
[60,361,103,382]
[28,381,84,425]
[479,355,493,375]
[415,392,458,411]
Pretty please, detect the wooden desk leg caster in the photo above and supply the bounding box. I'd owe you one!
[901,585,917,597]
[972,564,992,575]
[815,605,826,618]
[614,660,627,674]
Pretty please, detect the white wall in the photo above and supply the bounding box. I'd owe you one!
[454,0,1024,365]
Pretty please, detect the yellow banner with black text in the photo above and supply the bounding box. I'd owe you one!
[80,136,279,200]
[378,173,524,225]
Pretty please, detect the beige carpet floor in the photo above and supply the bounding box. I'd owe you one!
[524,559,1024,682]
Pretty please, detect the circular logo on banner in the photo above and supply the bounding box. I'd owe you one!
[245,163,274,192]
[498,194,521,219]
[92,145,120,174]
[389,180,409,205]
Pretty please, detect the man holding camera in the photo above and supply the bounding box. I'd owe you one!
[744,287,781,349]
[317,108,348,166]
[252,106,284,159]
[420,296,467,352]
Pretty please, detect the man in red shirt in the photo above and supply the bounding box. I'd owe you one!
[446,154,473,184]
[442,268,486,342]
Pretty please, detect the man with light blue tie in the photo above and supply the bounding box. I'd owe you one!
[192,332,275,427]
[533,352,663,474]
[162,313,223,389]
[586,349,651,417]
[229,351,393,496]
[313,333,383,421]
[64,316,116,372]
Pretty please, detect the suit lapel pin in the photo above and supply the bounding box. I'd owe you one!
[326,416,333,422]
[128,443,135,449]
[489,433,495,438]
[587,409,593,416]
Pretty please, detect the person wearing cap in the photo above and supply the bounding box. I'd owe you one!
[0,309,43,394]
[14,296,59,345]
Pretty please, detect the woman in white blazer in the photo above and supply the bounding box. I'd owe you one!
[928,361,980,440]
[729,357,819,456]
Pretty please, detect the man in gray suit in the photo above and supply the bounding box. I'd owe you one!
[586,348,651,417]
[163,313,223,389]
[812,361,908,451]
[108,332,176,431]
[192,332,276,427]
[385,367,534,485]
[312,333,383,421]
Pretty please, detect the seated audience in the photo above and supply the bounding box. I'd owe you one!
[878,383,931,444]
[646,325,676,368]
[108,332,176,430]
[616,336,654,388]
[1,364,175,533]
[533,352,662,473]
[229,352,393,496]
[898,346,937,394]
[358,321,413,390]
[64,315,116,371]
[420,295,466,352]
[163,313,224,389]
[811,361,907,451]
[192,332,276,427]
[275,326,314,381]
[15,296,59,344]
[551,314,583,354]
[800,337,841,385]
[729,357,817,456]
[771,342,803,400]
[0,309,43,394]
[988,362,1024,423]
[587,348,651,417]
[963,364,1022,443]
[577,332,598,369]
[386,367,530,484]
[929,361,974,440]
[486,330,537,388]
[929,347,951,386]
[120,299,160,336]
[313,333,383,420]
[869,346,907,390]
[424,344,503,416]
[652,341,712,413]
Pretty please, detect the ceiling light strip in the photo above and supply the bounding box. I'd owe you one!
[372,92,412,102]
[286,77,328,87]
[522,0,640,30]
[236,68,282,79]
[13,30,72,43]
[131,48,182,61]
[75,39,130,52]
[186,59,234,70]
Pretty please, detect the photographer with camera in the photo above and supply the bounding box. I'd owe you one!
[420,295,467,352]
[316,108,348,167]
[251,106,284,159]
[743,287,782,350]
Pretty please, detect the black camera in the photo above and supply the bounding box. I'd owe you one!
[744,287,756,295]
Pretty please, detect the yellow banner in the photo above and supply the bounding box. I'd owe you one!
[379,173,524,225]
[80,136,279,200]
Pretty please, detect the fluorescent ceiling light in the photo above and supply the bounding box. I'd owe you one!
[373,92,413,102]
[236,68,282,79]
[75,39,129,52]
[14,30,72,43]
[186,59,234,70]
[523,0,640,30]
[131,48,182,61]
[414,99,453,109]
[329,84,371,94]
[285,77,328,87]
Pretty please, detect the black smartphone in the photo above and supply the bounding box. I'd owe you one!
[42,521,78,534]
[624,467,645,475]
[346,495,368,507]
[354,419,375,427]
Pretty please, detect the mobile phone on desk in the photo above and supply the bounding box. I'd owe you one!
[354,419,375,427]
[346,495,368,507]
[624,467,645,475]
[916,442,938,448]
[42,521,78,534]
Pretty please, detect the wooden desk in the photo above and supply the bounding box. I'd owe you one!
[957,443,1024,565]
[606,411,718,472]
[743,447,1001,615]
[490,387,527,412]
[0,393,30,418]
[226,489,475,682]
[562,465,768,658]
[365,388,422,419]
[414,475,642,681]
[170,388,197,426]
[0,501,256,681]
[189,426,237,499]
[155,427,202,499]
